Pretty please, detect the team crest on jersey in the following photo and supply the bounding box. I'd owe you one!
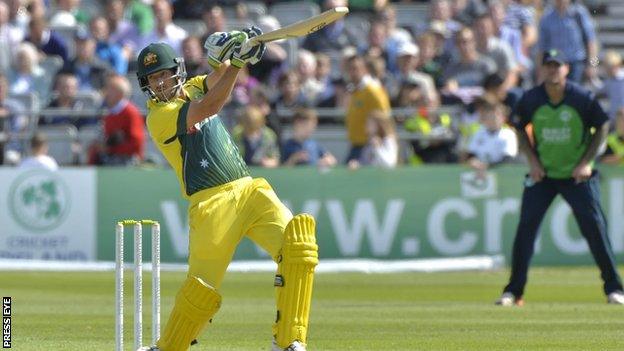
[559,110,572,123]
[144,52,158,66]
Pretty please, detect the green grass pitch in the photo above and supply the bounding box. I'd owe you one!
[2,267,624,350]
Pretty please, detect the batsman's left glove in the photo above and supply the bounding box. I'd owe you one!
[230,26,266,68]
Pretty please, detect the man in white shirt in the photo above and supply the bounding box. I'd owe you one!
[18,132,59,171]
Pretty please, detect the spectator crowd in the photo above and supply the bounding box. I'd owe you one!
[0,0,623,171]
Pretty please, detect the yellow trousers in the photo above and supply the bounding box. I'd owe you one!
[187,177,293,288]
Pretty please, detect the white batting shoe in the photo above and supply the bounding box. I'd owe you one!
[607,291,624,304]
[136,347,160,351]
[495,292,524,306]
[272,339,306,351]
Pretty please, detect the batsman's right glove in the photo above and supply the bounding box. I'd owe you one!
[230,26,266,68]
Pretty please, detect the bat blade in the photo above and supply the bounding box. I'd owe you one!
[248,7,349,45]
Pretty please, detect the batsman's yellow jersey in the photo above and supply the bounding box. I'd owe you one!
[146,75,250,199]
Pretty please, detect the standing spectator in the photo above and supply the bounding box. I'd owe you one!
[40,73,86,127]
[90,16,128,75]
[538,0,598,83]
[0,73,26,162]
[496,49,624,306]
[182,36,209,78]
[0,1,21,73]
[281,108,336,168]
[351,110,398,169]
[92,74,145,165]
[107,0,141,62]
[601,108,624,165]
[344,54,391,163]
[60,28,110,92]
[598,51,624,122]
[232,106,280,168]
[8,42,47,99]
[26,15,69,65]
[441,27,497,104]
[18,132,59,171]
[296,50,323,106]
[49,0,89,28]
[201,5,227,40]
[302,0,359,53]
[473,12,518,89]
[142,0,187,56]
[465,97,517,177]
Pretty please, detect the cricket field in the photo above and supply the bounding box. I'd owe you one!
[2,267,623,350]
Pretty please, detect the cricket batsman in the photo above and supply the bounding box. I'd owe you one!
[136,27,318,351]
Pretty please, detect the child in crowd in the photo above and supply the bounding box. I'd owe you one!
[282,108,336,168]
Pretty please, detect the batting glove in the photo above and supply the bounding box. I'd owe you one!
[230,26,266,68]
[204,30,247,68]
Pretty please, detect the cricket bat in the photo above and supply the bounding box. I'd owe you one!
[247,6,349,46]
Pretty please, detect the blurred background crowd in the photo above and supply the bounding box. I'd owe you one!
[0,0,623,172]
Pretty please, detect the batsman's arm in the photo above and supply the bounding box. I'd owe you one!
[186,65,241,130]
[204,60,230,91]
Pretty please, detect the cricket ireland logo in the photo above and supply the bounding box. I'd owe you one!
[9,170,70,231]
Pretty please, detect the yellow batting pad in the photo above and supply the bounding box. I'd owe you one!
[157,276,221,351]
[273,214,319,348]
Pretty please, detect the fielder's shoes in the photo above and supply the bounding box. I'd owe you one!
[607,291,624,304]
[272,338,306,351]
[495,292,524,306]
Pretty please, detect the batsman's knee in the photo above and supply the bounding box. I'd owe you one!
[279,214,319,267]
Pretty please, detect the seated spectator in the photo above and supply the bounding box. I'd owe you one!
[126,0,155,36]
[465,97,517,176]
[106,0,141,62]
[317,77,349,109]
[350,111,398,169]
[18,132,59,171]
[282,108,336,168]
[302,0,359,53]
[360,19,391,71]
[0,1,22,73]
[297,50,323,106]
[452,0,487,26]
[250,86,281,139]
[26,15,69,65]
[40,73,92,127]
[90,74,145,165]
[231,66,260,107]
[201,5,227,40]
[420,0,462,38]
[315,52,334,102]
[232,106,280,168]
[598,51,624,123]
[49,0,89,28]
[248,15,288,84]
[0,73,26,161]
[7,0,29,42]
[489,0,531,85]
[182,36,209,78]
[473,12,518,89]
[173,0,209,20]
[378,5,413,73]
[367,55,393,96]
[404,101,457,164]
[142,0,187,56]
[272,71,307,113]
[417,32,444,88]
[428,20,454,68]
[601,108,624,165]
[9,42,47,99]
[470,73,522,113]
[441,27,496,104]
[60,28,110,92]
[391,42,438,107]
[90,16,128,75]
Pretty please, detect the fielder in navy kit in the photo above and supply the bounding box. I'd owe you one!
[496,49,624,306]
